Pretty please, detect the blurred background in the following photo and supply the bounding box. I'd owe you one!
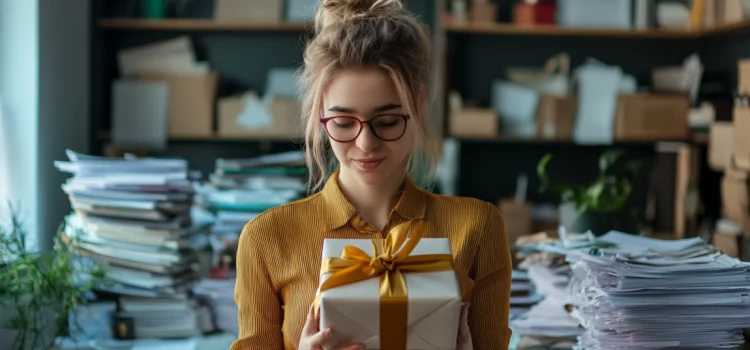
[1,0,750,349]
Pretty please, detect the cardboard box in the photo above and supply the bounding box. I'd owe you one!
[615,94,689,141]
[536,94,577,140]
[733,107,750,171]
[739,60,750,95]
[318,238,461,349]
[499,199,533,245]
[218,94,302,138]
[138,73,218,137]
[449,108,498,138]
[471,2,497,22]
[713,231,743,258]
[214,0,282,22]
[709,122,734,171]
[722,163,750,232]
[713,219,745,258]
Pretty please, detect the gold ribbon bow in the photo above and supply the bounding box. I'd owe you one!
[316,221,455,350]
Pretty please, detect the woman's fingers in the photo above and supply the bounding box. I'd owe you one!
[307,327,333,347]
[302,304,320,336]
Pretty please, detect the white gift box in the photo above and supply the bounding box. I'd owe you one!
[317,238,462,350]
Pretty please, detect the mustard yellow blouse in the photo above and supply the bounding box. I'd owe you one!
[231,171,512,350]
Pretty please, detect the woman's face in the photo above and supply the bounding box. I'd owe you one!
[322,67,414,187]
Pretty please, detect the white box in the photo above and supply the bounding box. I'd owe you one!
[317,238,461,350]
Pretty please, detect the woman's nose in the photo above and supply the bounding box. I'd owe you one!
[355,123,380,152]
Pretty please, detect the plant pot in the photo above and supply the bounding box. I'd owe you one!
[559,202,637,236]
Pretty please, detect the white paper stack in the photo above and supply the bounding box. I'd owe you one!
[55,149,204,299]
[566,232,750,350]
[197,150,308,267]
[510,264,583,343]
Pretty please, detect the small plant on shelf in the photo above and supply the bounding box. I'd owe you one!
[536,150,642,234]
[0,205,108,350]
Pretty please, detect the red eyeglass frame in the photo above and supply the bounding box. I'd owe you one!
[319,114,410,142]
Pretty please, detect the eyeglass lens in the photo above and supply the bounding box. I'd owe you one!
[325,115,407,142]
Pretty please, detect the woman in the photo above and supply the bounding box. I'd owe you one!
[231,1,512,349]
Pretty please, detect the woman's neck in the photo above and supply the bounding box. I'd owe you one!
[337,169,405,232]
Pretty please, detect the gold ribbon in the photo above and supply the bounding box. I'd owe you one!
[316,221,455,350]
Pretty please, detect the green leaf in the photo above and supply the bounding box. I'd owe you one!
[598,149,624,176]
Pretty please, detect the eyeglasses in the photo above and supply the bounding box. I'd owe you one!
[320,114,410,142]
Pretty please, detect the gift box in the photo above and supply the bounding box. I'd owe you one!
[316,222,461,350]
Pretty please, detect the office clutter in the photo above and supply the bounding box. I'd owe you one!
[111,36,302,150]
[447,0,749,30]
[512,229,750,349]
[195,150,307,275]
[708,59,750,261]
[54,150,217,340]
[448,53,701,144]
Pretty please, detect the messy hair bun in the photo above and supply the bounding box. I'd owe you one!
[315,0,404,33]
[300,0,437,192]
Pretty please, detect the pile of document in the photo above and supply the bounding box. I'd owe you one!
[197,150,307,267]
[566,231,750,350]
[55,150,204,299]
[193,278,239,334]
[510,264,582,349]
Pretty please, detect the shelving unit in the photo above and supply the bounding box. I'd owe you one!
[89,0,745,222]
[444,22,699,38]
[98,18,312,32]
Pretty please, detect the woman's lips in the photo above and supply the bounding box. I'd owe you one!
[354,158,384,170]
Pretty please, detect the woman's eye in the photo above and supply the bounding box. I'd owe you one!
[333,120,355,128]
[374,120,398,127]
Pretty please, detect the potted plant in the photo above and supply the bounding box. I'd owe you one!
[536,150,642,235]
[0,206,108,350]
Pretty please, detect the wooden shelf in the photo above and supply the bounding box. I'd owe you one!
[700,19,750,37]
[445,22,699,38]
[98,18,312,32]
[97,130,302,143]
[452,134,702,145]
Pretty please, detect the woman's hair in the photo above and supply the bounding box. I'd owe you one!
[298,0,438,193]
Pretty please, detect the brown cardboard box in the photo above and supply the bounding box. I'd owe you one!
[449,108,498,138]
[615,94,689,141]
[712,231,742,258]
[709,122,734,171]
[739,60,750,95]
[498,199,532,245]
[722,163,750,234]
[536,94,577,140]
[214,0,282,22]
[218,94,302,138]
[471,2,497,22]
[733,107,750,171]
[138,73,218,138]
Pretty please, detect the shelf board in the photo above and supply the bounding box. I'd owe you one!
[445,22,699,38]
[97,130,302,143]
[452,134,701,145]
[98,18,312,32]
[700,19,750,37]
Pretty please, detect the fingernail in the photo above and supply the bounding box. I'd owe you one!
[324,328,332,337]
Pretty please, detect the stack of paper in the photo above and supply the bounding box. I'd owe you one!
[197,150,307,268]
[566,231,750,350]
[511,263,583,344]
[55,150,204,299]
[193,278,238,334]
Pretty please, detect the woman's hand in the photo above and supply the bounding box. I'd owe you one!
[299,304,365,350]
[456,303,473,350]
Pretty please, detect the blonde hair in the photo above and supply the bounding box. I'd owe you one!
[298,0,438,193]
